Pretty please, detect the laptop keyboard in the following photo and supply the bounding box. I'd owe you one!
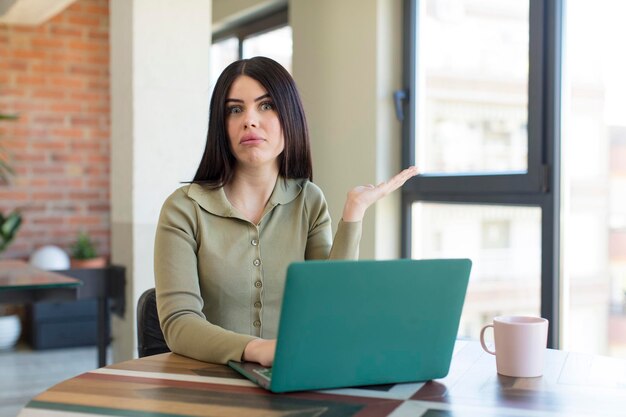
[253,367,273,381]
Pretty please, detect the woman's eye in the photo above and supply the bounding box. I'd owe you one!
[227,106,242,114]
[260,102,274,111]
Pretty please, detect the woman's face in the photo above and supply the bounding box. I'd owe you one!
[225,75,285,171]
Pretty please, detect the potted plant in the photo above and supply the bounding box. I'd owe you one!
[0,210,21,254]
[0,112,22,350]
[70,231,107,269]
[0,112,18,184]
[0,112,22,257]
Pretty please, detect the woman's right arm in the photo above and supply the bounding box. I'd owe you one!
[154,188,256,364]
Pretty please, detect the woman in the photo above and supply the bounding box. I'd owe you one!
[154,56,418,366]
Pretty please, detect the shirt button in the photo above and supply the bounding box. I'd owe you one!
[254,301,261,308]
[253,259,261,267]
[254,320,261,328]
[255,281,262,288]
[251,239,259,246]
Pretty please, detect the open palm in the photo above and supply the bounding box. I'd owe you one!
[343,166,419,222]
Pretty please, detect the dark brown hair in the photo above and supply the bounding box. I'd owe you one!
[193,56,312,187]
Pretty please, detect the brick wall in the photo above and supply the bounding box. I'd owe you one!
[0,0,110,261]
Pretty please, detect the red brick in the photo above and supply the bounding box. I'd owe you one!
[88,29,108,41]
[8,61,28,71]
[51,153,83,163]
[12,49,46,60]
[32,217,66,225]
[31,89,66,99]
[87,203,110,212]
[0,191,29,200]
[14,153,46,163]
[68,39,100,52]
[71,141,100,151]
[85,55,108,65]
[16,75,47,85]
[49,25,83,37]
[49,178,83,187]
[68,216,102,225]
[31,140,67,150]
[32,192,64,200]
[12,127,47,138]
[29,178,49,187]
[50,103,83,112]
[84,5,109,16]
[49,76,85,89]
[69,64,102,76]
[86,178,108,188]
[88,155,108,164]
[32,165,65,175]
[31,38,64,49]
[70,115,100,127]
[69,191,100,200]
[31,63,66,74]
[13,102,47,113]
[48,52,84,63]
[51,128,84,139]
[67,15,100,27]
[70,92,101,101]
[32,115,65,125]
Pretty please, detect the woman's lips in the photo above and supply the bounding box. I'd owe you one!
[240,135,264,144]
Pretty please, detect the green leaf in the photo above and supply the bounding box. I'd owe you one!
[0,211,22,253]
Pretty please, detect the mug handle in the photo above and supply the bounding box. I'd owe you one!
[480,324,496,355]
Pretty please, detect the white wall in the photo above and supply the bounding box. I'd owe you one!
[110,0,211,362]
[290,0,403,259]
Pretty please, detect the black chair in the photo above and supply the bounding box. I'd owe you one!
[136,288,170,357]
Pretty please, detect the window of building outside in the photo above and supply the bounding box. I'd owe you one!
[210,18,292,89]
[562,0,626,357]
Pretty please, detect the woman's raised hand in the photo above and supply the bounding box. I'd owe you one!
[342,166,419,222]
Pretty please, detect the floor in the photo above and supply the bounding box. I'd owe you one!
[0,342,102,417]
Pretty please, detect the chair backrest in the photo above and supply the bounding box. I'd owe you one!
[136,288,170,357]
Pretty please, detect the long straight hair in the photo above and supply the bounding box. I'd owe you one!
[193,57,312,187]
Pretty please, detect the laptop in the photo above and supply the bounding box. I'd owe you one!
[228,258,471,393]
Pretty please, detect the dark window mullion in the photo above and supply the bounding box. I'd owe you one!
[407,172,542,194]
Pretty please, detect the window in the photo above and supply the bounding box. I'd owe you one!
[210,7,292,87]
[401,0,561,347]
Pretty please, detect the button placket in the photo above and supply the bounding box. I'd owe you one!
[251,226,262,335]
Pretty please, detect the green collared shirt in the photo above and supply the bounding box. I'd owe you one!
[154,177,362,364]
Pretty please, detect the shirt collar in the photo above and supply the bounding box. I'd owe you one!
[186,177,303,218]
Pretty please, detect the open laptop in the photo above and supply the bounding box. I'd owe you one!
[228,258,471,393]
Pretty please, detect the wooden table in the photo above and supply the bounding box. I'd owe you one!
[0,260,81,303]
[17,340,626,416]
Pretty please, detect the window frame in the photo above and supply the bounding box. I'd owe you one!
[212,6,289,58]
[400,0,563,348]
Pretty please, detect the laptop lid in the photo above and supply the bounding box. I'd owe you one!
[267,258,471,393]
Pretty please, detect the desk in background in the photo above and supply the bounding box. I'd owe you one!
[18,340,626,417]
[0,260,80,303]
[0,260,125,367]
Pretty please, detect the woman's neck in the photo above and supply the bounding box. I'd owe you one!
[224,166,279,225]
